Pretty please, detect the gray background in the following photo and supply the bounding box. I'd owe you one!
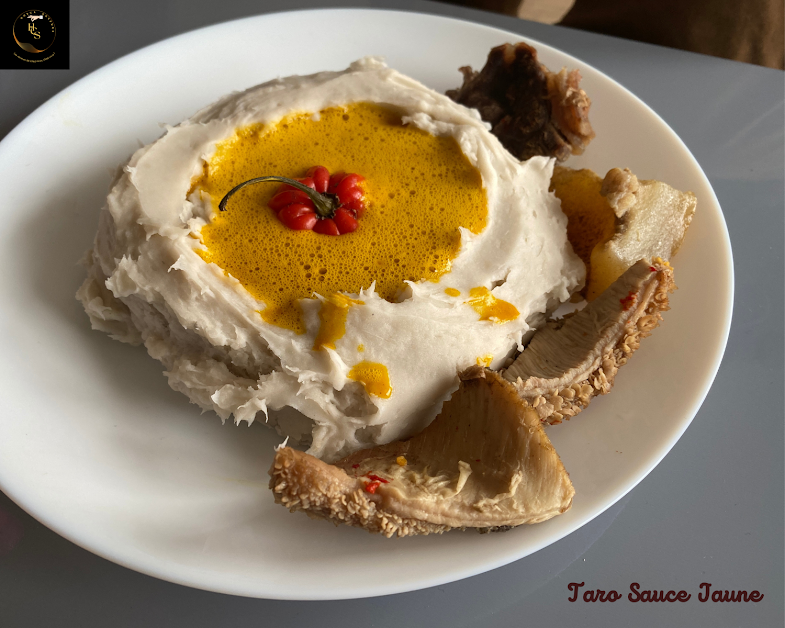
[1,1,783,625]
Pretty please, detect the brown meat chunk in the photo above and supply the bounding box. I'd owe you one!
[503,259,675,424]
[446,42,595,161]
[269,368,574,537]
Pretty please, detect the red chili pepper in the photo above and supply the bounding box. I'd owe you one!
[266,166,364,235]
[328,171,345,191]
[307,166,330,194]
[620,291,637,311]
[278,204,318,231]
[366,474,389,484]
[334,174,364,203]
[333,207,359,234]
[219,167,366,236]
[351,464,360,469]
[365,481,382,494]
[313,218,340,236]
[268,189,310,212]
[649,266,657,272]
[278,177,315,194]
[342,198,366,218]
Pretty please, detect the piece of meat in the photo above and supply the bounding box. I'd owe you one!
[446,42,595,162]
[601,167,640,216]
[269,367,574,537]
[502,259,675,425]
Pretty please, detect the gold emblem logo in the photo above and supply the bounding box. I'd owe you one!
[13,10,56,54]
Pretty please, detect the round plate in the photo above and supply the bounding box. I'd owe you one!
[0,9,732,599]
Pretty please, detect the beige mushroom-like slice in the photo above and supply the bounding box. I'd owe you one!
[269,367,574,537]
[551,166,695,301]
[502,259,675,425]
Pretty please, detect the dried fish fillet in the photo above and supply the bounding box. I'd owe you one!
[503,259,675,425]
[269,368,574,537]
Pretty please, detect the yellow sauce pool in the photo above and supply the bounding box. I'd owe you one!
[476,354,493,367]
[194,103,487,334]
[312,294,363,351]
[468,287,519,323]
[348,361,392,399]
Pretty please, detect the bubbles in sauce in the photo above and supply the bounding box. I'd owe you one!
[195,103,487,333]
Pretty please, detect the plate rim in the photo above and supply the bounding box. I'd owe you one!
[0,7,734,600]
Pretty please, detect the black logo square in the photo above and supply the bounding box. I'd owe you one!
[2,2,70,69]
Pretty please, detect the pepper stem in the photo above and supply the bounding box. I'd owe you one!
[218,175,337,218]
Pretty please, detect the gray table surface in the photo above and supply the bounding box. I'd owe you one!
[1,0,783,625]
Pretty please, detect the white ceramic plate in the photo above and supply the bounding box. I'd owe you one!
[0,9,732,600]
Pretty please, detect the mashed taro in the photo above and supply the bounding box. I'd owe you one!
[77,57,584,461]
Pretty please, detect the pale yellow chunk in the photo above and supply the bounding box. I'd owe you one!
[551,166,695,301]
[588,180,695,300]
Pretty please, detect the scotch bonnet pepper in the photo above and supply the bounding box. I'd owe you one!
[219,165,367,236]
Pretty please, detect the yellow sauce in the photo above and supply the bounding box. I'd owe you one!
[444,287,461,297]
[195,103,487,333]
[476,354,493,367]
[312,294,364,351]
[468,287,519,323]
[357,344,365,353]
[348,361,392,399]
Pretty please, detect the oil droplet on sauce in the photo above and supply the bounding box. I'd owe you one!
[444,287,461,297]
[357,344,365,353]
[468,287,519,323]
[313,294,363,351]
[194,103,487,334]
[348,361,392,399]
